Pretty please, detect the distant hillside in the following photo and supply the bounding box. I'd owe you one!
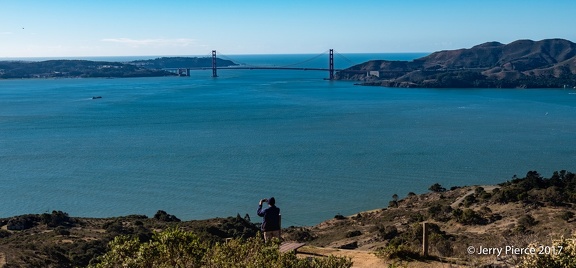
[130,57,238,69]
[0,60,176,79]
[336,39,576,88]
[0,57,239,79]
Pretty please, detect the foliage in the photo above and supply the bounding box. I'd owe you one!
[427,204,452,222]
[41,210,75,228]
[375,244,420,261]
[428,183,446,193]
[517,234,576,268]
[345,230,362,238]
[6,214,41,230]
[334,214,346,220]
[154,210,181,222]
[0,229,11,238]
[378,225,399,240]
[492,170,576,205]
[282,227,316,242]
[90,227,352,268]
[452,209,486,225]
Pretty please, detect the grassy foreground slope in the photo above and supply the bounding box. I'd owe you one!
[2,170,576,267]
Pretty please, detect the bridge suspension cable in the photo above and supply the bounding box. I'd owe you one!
[275,50,329,68]
[215,52,251,66]
[213,50,332,69]
[334,51,359,67]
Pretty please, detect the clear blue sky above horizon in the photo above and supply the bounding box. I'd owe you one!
[1,0,575,57]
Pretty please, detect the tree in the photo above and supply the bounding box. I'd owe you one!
[429,183,446,193]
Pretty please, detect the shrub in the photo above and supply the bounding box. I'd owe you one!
[560,211,574,222]
[345,230,362,238]
[41,210,74,227]
[517,215,538,227]
[334,214,346,220]
[462,194,477,207]
[518,235,576,268]
[0,229,11,238]
[153,210,181,222]
[378,225,398,240]
[453,209,486,225]
[428,183,446,193]
[7,214,40,230]
[54,226,70,236]
[90,227,353,268]
[375,243,419,260]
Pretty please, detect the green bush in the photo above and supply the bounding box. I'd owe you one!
[518,235,576,268]
[375,244,419,260]
[0,229,11,238]
[428,183,446,193]
[153,210,181,222]
[90,227,352,268]
[334,214,346,220]
[54,226,70,236]
[41,210,74,227]
[345,230,362,238]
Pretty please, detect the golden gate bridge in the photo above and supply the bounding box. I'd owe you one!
[165,49,359,80]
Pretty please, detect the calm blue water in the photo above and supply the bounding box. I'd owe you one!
[1,54,576,226]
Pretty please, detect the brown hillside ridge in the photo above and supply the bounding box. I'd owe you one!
[1,171,575,267]
[336,38,576,88]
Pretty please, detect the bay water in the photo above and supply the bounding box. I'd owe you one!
[1,53,576,226]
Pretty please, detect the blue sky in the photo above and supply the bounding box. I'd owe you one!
[1,0,575,57]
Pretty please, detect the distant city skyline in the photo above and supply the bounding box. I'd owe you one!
[1,0,575,57]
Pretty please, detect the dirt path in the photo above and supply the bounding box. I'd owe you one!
[298,246,386,268]
[451,185,498,209]
[0,252,6,268]
[298,246,467,268]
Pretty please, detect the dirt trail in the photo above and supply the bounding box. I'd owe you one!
[0,252,6,268]
[298,246,466,268]
[451,185,498,208]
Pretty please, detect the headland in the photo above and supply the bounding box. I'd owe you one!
[0,57,237,79]
[336,38,576,88]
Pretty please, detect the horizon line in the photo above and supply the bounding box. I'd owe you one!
[0,52,431,60]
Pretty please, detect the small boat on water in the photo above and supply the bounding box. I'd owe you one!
[92,96,102,99]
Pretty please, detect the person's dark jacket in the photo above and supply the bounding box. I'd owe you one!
[257,205,280,231]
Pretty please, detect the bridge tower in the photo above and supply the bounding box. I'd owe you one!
[212,50,218,78]
[329,49,334,80]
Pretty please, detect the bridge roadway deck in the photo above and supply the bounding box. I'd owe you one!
[166,67,426,73]
[168,66,343,71]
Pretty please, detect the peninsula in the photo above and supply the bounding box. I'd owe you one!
[0,57,237,79]
[336,38,576,88]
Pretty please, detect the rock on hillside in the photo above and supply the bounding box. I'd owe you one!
[336,38,576,88]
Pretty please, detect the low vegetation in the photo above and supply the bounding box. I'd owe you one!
[2,170,576,267]
[91,227,351,268]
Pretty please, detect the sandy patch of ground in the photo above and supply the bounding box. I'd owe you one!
[298,246,467,268]
[0,252,5,268]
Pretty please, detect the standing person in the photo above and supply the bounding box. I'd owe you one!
[257,197,281,242]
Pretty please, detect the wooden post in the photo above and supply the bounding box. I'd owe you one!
[422,222,429,257]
